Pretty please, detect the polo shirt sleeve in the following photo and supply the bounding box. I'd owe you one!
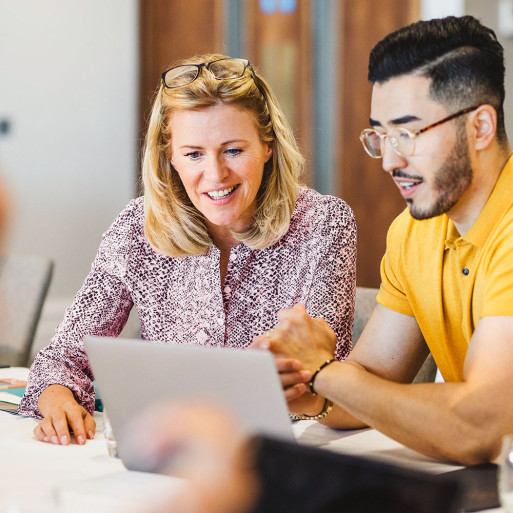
[376,210,415,317]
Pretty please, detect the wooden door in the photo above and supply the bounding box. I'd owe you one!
[138,0,420,287]
[138,0,225,145]
[244,1,313,183]
[337,0,419,287]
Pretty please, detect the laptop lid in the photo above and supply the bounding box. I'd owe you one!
[84,336,294,471]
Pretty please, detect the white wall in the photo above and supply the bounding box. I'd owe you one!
[0,0,139,350]
[421,0,465,19]
[465,0,513,140]
[422,0,513,144]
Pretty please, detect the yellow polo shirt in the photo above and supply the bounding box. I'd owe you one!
[376,155,513,382]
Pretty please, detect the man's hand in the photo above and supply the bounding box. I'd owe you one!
[252,304,337,371]
[35,384,95,445]
[251,304,337,414]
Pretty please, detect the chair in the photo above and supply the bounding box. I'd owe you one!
[0,254,54,367]
[352,286,437,383]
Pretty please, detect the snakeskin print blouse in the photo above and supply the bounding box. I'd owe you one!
[19,188,356,417]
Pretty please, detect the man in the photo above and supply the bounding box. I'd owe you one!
[253,15,513,465]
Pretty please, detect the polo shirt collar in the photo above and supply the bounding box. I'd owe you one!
[452,154,513,248]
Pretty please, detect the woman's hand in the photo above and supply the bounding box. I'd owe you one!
[35,384,96,445]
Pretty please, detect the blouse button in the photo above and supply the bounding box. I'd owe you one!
[462,267,469,276]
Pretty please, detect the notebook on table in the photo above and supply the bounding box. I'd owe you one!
[84,336,294,471]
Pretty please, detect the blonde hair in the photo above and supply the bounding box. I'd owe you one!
[142,53,304,256]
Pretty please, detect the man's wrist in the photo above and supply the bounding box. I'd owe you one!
[312,359,343,398]
[308,358,338,395]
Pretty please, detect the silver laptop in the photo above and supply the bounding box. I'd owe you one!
[84,336,294,471]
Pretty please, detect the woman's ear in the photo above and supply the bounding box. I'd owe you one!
[470,105,497,151]
[168,151,175,168]
[265,143,273,163]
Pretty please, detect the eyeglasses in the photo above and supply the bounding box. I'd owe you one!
[359,105,480,158]
[161,57,262,91]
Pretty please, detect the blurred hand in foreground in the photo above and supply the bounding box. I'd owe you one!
[124,400,259,513]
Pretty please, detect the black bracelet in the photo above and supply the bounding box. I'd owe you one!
[308,358,337,395]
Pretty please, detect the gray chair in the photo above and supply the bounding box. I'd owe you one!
[0,254,54,367]
[352,286,437,383]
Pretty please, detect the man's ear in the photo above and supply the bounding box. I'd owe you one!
[469,104,497,150]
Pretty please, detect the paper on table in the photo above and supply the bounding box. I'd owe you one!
[0,367,29,409]
[0,391,22,405]
[0,367,30,380]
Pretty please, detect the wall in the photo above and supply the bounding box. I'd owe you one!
[0,0,139,352]
[421,0,513,136]
[466,0,513,140]
[421,0,464,18]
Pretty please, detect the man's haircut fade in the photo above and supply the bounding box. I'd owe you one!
[367,16,507,142]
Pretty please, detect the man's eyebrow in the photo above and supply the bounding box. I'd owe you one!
[369,115,421,128]
[390,115,421,125]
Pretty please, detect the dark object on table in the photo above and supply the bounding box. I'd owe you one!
[251,437,462,513]
[436,463,499,512]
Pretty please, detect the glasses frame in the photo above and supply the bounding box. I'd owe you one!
[359,105,480,159]
[161,57,263,92]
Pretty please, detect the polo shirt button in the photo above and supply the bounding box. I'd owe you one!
[462,267,469,276]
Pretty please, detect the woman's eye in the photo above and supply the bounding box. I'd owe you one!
[185,151,201,160]
[226,148,242,157]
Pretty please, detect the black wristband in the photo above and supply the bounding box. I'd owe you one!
[308,358,337,395]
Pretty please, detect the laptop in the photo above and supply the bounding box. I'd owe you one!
[84,336,294,471]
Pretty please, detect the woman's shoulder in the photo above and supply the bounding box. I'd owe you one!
[104,197,144,235]
[119,196,144,221]
[291,187,355,234]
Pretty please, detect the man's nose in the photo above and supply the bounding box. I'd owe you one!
[381,139,408,174]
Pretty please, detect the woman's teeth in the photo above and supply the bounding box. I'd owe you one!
[207,186,236,199]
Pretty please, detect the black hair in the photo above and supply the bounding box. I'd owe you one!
[369,16,507,142]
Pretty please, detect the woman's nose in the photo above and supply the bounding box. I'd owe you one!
[204,155,229,182]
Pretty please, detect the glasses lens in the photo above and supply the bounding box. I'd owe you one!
[388,128,414,157]
[361,130,382,158]
[208,58,246,79]
[164,65,199,88]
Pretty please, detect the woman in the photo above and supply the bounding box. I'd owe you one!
[19,54,356,444]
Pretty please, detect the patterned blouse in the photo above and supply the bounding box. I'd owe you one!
[19,188,356,417]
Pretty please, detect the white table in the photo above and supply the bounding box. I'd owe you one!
[0,411,187,513]
[0,411,504,512]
